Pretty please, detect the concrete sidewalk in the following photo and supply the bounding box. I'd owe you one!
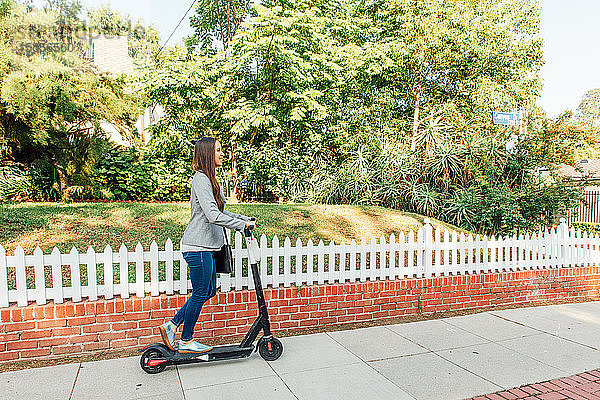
[1,301,600,400]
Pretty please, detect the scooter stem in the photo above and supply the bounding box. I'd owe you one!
[240,227,272,348]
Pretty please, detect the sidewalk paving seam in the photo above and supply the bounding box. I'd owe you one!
[265,360,363,376]
[443,312,546,342]
[175,366,187,400]
[325,331,418,399]
[430,316,598,392]
[462,310,600,395]
[490,334,600,376]
[377,323,495,359]
[361,350,432,363]
[381,315,557,393]
[265,361,300,400]
[367,324,507,397]
[490,312,600,351]
[175,372,295,392]
[431,349,505,392]
[490,333,548,344]
[67,363,82,400]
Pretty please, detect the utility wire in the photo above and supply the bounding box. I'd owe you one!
[155,0,198,59]
[150,0,197,116]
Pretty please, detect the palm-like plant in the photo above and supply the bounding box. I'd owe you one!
[325,145,375,205]
[369,139,407,207]
[462,134,507,183]
[415,111,449,157]
[0,167,34,200]
[443,187,479,230]
[410,183,442,215]
[426,141,464,190]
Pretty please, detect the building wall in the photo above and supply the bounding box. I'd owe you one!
[1,267,599,364]
[90,35,133,75]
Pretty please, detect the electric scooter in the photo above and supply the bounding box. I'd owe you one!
[139,223,283,374]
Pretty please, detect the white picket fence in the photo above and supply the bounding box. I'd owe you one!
[1,218,599,308]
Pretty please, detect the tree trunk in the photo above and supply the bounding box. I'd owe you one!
[226,0,231,47]
[49,158,69,196]
[230,146,242,202]
[411,68,423,153]
[215,1,226,50]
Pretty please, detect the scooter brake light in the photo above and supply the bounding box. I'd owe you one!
[147,359,167,367]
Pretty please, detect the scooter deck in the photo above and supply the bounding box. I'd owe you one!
[167,344,255,364]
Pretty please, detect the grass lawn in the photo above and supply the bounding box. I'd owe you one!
[0,201,468,255]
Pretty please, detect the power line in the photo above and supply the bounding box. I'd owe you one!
[156,0,197,58]
[150,0,198,116]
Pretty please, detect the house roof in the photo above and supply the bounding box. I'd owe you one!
[557,159,600,180]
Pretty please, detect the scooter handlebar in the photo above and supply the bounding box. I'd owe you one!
[244,217,257,238]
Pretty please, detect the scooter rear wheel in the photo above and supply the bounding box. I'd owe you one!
[258,337,283,361]
[140,348,167,374]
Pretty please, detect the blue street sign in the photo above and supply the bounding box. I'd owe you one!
[239,179,249,189]
[492,111,520,126]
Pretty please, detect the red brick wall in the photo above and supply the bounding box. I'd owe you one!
[1,266,599,364]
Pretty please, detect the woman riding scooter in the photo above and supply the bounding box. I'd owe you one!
[158,137,255,354]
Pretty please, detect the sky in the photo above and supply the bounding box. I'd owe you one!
[540,0,600,117]
[33,0,600,118]
[71,0,197,44]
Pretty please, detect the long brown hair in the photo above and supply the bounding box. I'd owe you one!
[192,137,224,212]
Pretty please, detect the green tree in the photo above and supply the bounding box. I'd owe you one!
[0,0,140,197]
[354,0,543,151]
[145,0,563,232]
[577,88,600,128]
[186,0,251,53]
[524,107,599,165]
[148,3,358,199]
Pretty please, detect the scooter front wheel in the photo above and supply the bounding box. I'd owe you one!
[258,337,283,361]
[140,348,168,374]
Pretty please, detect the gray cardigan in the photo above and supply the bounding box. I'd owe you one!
[180,171,249,251]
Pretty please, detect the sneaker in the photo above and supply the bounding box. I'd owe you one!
[159,322,176,351]
[178,340,213,354]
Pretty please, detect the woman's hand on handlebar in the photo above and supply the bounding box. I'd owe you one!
[243,219,256,237]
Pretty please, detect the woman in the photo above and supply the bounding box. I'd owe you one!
[159,137,254,354]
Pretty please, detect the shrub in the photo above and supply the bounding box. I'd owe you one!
[0,160,60,201]
[147,158,192,201]
[93,144,154,200]
[275,132,582,237]
[0,166,32,200]
[572,222,600,236]
[237,141,326,202]
[141,128,194,201]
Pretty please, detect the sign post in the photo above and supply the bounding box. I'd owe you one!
[493,111,522,151]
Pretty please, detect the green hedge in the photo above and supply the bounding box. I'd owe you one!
[571,222,600,236]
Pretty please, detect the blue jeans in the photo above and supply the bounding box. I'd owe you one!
[171,251,217,341]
